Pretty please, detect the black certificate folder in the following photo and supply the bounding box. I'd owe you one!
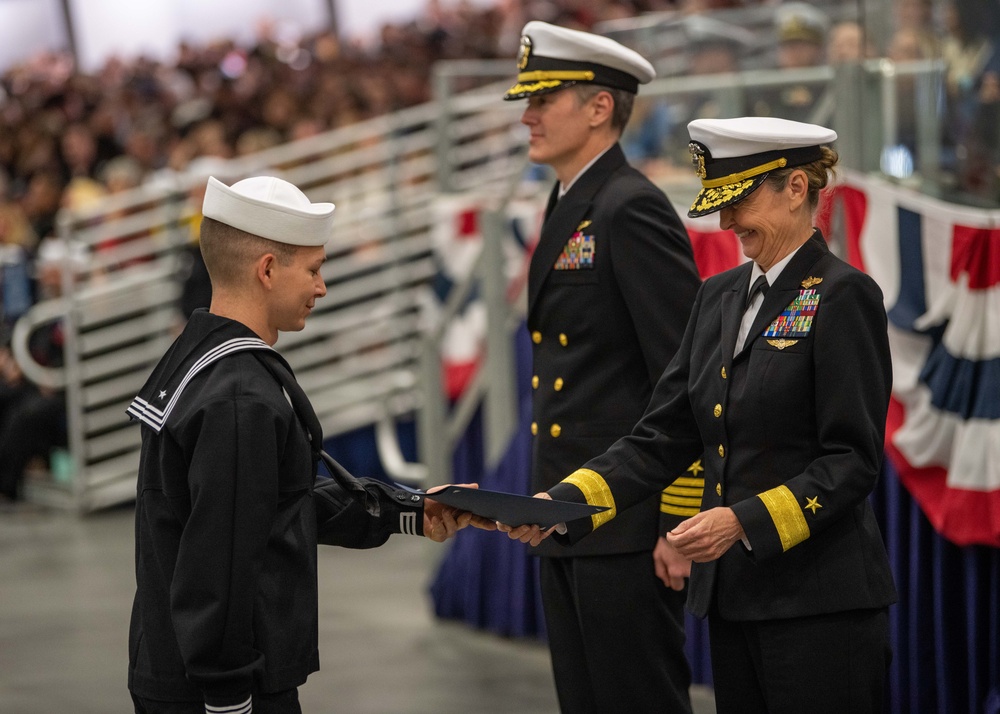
[421,485,608,528]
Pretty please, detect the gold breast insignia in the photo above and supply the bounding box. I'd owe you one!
[801,276,823,289]
[767,339,799,350]
[576,220,592,232]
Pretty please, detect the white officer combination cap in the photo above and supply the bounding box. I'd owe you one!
[503,21,655,101]
[202,175,335,246]
[686,116,837,218]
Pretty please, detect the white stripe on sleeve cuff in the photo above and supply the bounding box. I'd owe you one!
[206,696,251,714]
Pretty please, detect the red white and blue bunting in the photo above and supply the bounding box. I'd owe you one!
[821,173,1000,548]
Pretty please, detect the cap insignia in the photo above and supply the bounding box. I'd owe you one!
[801,276,823,289]
[517,35,532,71]
[688,142,707,179]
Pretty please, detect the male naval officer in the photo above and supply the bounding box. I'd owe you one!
[504,21,702,714]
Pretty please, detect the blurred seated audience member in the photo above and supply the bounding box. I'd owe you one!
[959,51,1000,198]
[60,123,103,181]
[827,21,876,65]
[187,119,235,161]
[61,176,109,217]
[752,2,830,123]
[100,155,145,195]
[0,171,39,328]
[939,0,997,184]
[235,126,283,156]
[893,0,942,59]
[0,238,81,503]
[20,170,64,243]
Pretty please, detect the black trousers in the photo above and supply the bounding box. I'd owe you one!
[131,689,300,714]
[540,552,692,714]
[708,607,891,714]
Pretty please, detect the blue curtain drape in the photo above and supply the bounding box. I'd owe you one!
[430,325,1000,713]
[429,324,547,638]
[871,458,1000,713]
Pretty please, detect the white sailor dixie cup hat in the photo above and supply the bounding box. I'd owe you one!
[503,21,655,101]
[202,175,336,246]
[686,117,837,218]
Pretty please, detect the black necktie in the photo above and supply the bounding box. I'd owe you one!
[746,275,769,310]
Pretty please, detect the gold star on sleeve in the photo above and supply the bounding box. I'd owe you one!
[660,460,705,517]
[804,496,822,515]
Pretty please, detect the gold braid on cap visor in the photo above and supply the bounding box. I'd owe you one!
[689,157,789,215]
[689,178,759,215]
[505,70,596,98]
[700,157,789,188]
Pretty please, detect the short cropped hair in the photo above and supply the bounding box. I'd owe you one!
[199,216,296,287]
[571,84,636,134]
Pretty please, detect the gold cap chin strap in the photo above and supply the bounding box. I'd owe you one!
[516,70,596,83]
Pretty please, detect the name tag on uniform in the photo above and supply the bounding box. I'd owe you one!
[554,221,595,270]
[763,289,820,338]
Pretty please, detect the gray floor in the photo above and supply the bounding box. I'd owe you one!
[0,504,715,713]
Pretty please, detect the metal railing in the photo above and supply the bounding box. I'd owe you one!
[12,80,528,511]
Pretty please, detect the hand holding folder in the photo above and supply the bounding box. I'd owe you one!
[412,484,608,529]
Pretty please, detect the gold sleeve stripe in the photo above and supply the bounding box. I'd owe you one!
[563,468,617,530]
[661,494,702,507]
[663,486,703,497]
[757,485,810,551]
[661,503,700,517]
[667,477,705,489]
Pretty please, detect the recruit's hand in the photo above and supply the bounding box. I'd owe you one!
[495,492,559,547]
[423,483,497,542]
[665,507,745,562]
[653,536,691,591]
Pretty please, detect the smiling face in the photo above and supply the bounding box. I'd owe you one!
[268,244,327,334]
[717,173,813,271]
